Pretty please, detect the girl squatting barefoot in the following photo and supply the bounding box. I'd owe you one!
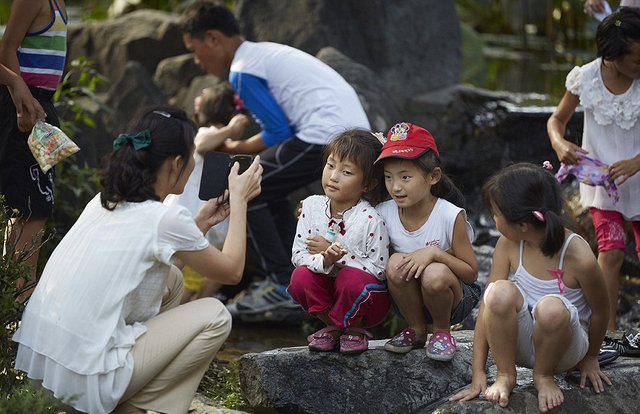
[378,123,480,361]
[547,7,640,330]
[288,129,390,354]
[451,163,611,413]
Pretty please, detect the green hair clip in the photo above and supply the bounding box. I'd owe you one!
[113,130,152,150]
[615,20,622,27]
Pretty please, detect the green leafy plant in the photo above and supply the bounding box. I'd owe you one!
[53,57,111,138]
[0,201,43,393]
[198,361,246,410]
[0,382,63,414]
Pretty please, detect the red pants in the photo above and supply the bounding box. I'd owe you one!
[591,208,640,261]
[287,266,390,328]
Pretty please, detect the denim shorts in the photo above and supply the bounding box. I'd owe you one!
[391,281,481,325]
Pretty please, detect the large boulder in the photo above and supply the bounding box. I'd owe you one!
[103,61,166,135]
[235,0,462,106]
[316,47,406,133]
[67,9,188,84]
[154,54,206,102]
[239,331,476,414]
[238,331,640,414]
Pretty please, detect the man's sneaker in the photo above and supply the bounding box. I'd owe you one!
[597,345,620,366]
[603,336,628,355]
[226,280,298,317]
[623,329,640,356]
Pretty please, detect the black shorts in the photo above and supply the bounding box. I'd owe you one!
[0,85,59,218]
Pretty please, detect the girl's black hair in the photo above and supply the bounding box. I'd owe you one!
[409,151,466,208]
[100,106,197,210]
[481,162,566,257]
[597,7,640,61]
[197,83,236,127]
[322,129,386,205]
[180,0,240,38]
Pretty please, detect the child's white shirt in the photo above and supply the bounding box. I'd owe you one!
[291,195,389,280]
[566,57,640,220]
[376,197,473,254]
[164,126,229,248]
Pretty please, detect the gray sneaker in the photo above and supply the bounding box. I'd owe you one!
[226,280,299,317]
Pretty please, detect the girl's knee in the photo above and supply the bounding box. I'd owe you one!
[534,297,570,329]
[484,280,520,313]
[420,264,453,294]
[386,254,405,284]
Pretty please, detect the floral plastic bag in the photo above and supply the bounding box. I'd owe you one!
[555,155,619,205]
[28,121,80,172]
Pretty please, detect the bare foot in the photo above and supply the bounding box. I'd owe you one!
[484,373,516,408]
[534,374,564,413]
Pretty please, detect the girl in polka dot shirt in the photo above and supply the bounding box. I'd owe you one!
[287,128,390,354]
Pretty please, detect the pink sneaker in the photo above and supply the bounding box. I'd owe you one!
[339,327,373,354]
[426,331,456,361]
[307,326,342,352]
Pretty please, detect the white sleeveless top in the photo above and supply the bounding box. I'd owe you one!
[513,233,592,325]
[376,197,473,255]
[566,58,640,220]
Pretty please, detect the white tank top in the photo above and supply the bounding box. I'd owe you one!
[513,233,592,325]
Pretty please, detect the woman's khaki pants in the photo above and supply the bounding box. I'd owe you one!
[120,266,232,414]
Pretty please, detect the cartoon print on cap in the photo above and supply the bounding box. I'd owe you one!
[389,122,410,141]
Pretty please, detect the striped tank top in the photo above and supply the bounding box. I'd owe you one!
[17,0,67,91]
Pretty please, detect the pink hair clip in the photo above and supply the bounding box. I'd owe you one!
[193,95,203,116]
[543,161,553,171]
[532,210,545,222]
[233,94,244,113]
[371,132,386,145]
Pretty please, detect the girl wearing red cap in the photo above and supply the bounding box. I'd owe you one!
[376,122,480,361]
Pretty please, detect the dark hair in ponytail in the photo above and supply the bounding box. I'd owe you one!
[100,106,197,210]
[481,162,566,257]
[413,151,466,208]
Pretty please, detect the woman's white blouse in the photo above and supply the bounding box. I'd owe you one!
[13,194,209,413]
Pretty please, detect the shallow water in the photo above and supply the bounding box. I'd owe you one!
[217,323,308,362]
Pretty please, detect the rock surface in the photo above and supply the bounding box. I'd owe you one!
[316,46,406,132]
[238,331,640,414]
[235,0,462,106]
[239,332,476,414]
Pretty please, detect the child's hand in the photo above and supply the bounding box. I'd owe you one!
[449,372,487,402]
[321,242,347,266]
[552,140,588,165]
[227,114,249,140]
[396,247,439,281]
[566,355,611,393]
[609,156,640,185]
[306,235,330,255]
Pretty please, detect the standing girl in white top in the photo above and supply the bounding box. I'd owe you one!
[376,122,479,361]
[547,7,640,329]
[288,129,390,354]
[451,163,610,413]
[13,107,262,414]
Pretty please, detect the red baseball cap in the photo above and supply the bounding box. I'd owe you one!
[375,122,439,163]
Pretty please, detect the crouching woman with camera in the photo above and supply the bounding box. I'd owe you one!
[12,107,262,414]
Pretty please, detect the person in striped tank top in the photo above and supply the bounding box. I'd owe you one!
[0,0,67,295]
[451,163,611,413]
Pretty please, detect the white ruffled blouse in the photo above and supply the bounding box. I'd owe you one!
[566,58,640,220]
[291,196,389,280]
[13,195,209,413]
